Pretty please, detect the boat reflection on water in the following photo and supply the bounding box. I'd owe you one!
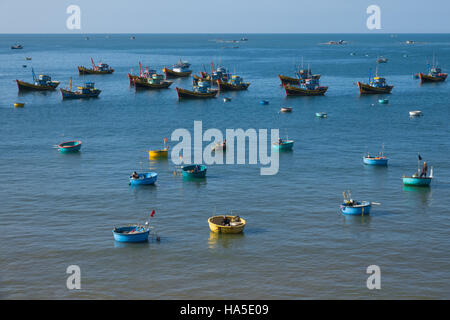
[341,214,372,226]
[113,240,150,249]
[402,185,432,205]
[208,231,245,249]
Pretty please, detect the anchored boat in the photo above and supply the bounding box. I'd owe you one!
[376,56,388,63]
[58,141,82,153]
[315,112,327,118]
[212,140,226,152]
[163,60,192,78]
[284,77,328,96]
[409,110,423,117]
[279,62,320,86]
[363,144,389,166]
[357,68,393,94]
[129,172,158,185]
[193,63,229,85]
[78,57,114,74]
[128,62,157,85]
[14,102,25,108]
[113,221,153,243]
[149,138,169,159]
[272,138,294,151]
[217,75,250,91]
[208,215,246,234]
[418,55,447,83]
[11,44,23,49]
[134,74,173,89]
[60,80,101,99]
[176,81,218,99]
[280,107,292,113]
[181,165,207,178]
[402,155,433,186]
[340,191,372,216]
[16,68,60,91]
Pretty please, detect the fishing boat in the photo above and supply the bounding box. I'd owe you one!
[223,97,232,102]
[280,107,292,113]
[78,57,114,74]
[419,66,447,83]
[129,172,158,185]
[128,62,157,85]
[113,224,151,243]
[409,110,423,117]
[363,144,389,166]
[148,138,169,159]
[16,68,60,91]
[315,112,327,118]
[378,98,389,104]
[402,155,433,186]
[212,140,226,152]
[260,100,269,105]
[217,75,250,91]
[163,60,192,78]
[272,138,294,151]
[134,74,173,89]
[181,164,207,178]
[11,44,23,49]
[340,191,372,216]
[193,63,229,85]
[284,77,328,96]
[376,56,388,63]
[14,102,25,108]
[58,140,82,153]
[25,57,32,60]
[279,66,320,86]
[61,80,101,99]
[176,81,218,99]
[357,74,393,94]
[208,215,246,234]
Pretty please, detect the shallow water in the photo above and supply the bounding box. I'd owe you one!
[0,34,449,299]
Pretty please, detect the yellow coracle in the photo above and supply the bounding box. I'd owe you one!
[14,102,25,108]
[148,148,169,159]
[208,215,246,234]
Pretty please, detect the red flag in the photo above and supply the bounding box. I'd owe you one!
[150,210,155,217]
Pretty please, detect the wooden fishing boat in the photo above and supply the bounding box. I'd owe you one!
[279,65,320,86]
[217,75,250,91]
[58,140,82,153]
[16,69,60,91]
[78,57,114,74]
[163,60,192,78]
[357,76,393,94]
[181,165,207,178]
[419,69,447,83]
[280,107,292,112]
[340,191,372,216]
[61,80,101,99]
[315,112,327,118]
[134,75,172,89]
[113,225,151,242]
[176,80,218,99]
[284,83,328,96]
[278,74,300,85]
[128,62,157,85]
[14,102,25,108]
[272,139,294,151]
[129,172,158,185]
[208,215,246,234]
[193,64,229,85]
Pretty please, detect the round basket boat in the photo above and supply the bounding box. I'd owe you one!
[208,215,246,234]
[58,140,82,153]
[113,225,150,242]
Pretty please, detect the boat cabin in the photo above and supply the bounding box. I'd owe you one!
[196,81,211,93]
[173,61,191,72]
[370,76,388,88]
[36,74,52,85]
[95,63,112,72]
[301,78,320,90]
[230,75,243,85]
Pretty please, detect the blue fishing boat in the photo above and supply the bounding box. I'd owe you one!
[402,154,433,187]
[58,141,82,153]
[129,172,158,185]
[378,98,389,104]
[315,112,327,118]
[113,225,151,243]
[60,79,101,100]
[340,191,373,216]
[260,100,269,105]
[182,165,207,178]
[272,139,294,151]
[363,144,389,166]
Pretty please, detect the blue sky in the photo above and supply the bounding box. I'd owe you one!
[1,0,449,33]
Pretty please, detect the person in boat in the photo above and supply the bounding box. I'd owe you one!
[278,138,283,145]
[223,216,231,226]
[420,162,428,178]
[131,171,140,179]
[222,139,226,148]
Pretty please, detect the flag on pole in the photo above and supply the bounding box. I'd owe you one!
[418,153,422,161]
[150,210,155,217]
[164,137,167,143]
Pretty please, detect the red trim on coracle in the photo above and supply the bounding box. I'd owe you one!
[58,140,82,148]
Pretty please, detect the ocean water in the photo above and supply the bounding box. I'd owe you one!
[0,34,449,299]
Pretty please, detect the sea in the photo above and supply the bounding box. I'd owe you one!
[0,34,449,299]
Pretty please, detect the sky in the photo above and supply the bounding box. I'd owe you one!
[0,0,449,33]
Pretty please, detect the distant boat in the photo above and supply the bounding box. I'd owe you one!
[25,57,32,60]
[60,80,101,99]
[409,110,423,117]
[260,100,269,105]
[163,60,192,78]
[129,172,158,185]
[402,156,433,187]
[78,57,114,75]
[58,141,82,153]
[357,69,393,94]
[272,139,294,151]
[176,81,218,99]
[418,57,447,83]
[211,141,226,152]
[363,144,389,166]
[315,112,327,118]
[11,44,23,49]
[13,102,25,108]
[280,107,292,113]
[208,215,246,234]
[376,56,388,63]
[217,75,250,91]
[378,98,389,104]
[223,97,232,102]
[406,40,415,44]
[182,165,207,178]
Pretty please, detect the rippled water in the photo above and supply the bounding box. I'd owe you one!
[0,34,449,299]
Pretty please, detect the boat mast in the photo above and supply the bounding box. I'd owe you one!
[69,77,72,91]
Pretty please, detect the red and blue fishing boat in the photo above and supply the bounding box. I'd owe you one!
[128,62,157,85]
[284,77,328,96]
[163,60,192,78]
[58,140,82,153]
[357,67,393,94]
[16,68,60,91]
[78,57,114,74]
[418,55,447,83]
[60,79,101,99]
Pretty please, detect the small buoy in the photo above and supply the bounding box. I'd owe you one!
[156,236,161,242]
[14,102,25,108]
[223,97,231,102]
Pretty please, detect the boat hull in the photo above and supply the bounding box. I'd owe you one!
[78,66,114,75]
[182,165,207,178]
[278,74,300,85]
[402,177,432,186]
[163,67,192,78]
[16,80,59,91]
[208,216,246,234]
[217,80,250,91]
[419,73,447,83]
[284,84,328,96]
[58,141,82,153]
[113,226,150,242]
[272,141,294,151]
[129,172,158,185]
[176,87,218,99]
[60,88,101,99]
[148,149,169,159]
[134,78,173,89]
[363,157,388,166]
[340,203,372,215]
[357,82,393,94]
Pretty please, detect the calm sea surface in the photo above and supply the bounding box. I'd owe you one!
[0,34,449,299]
